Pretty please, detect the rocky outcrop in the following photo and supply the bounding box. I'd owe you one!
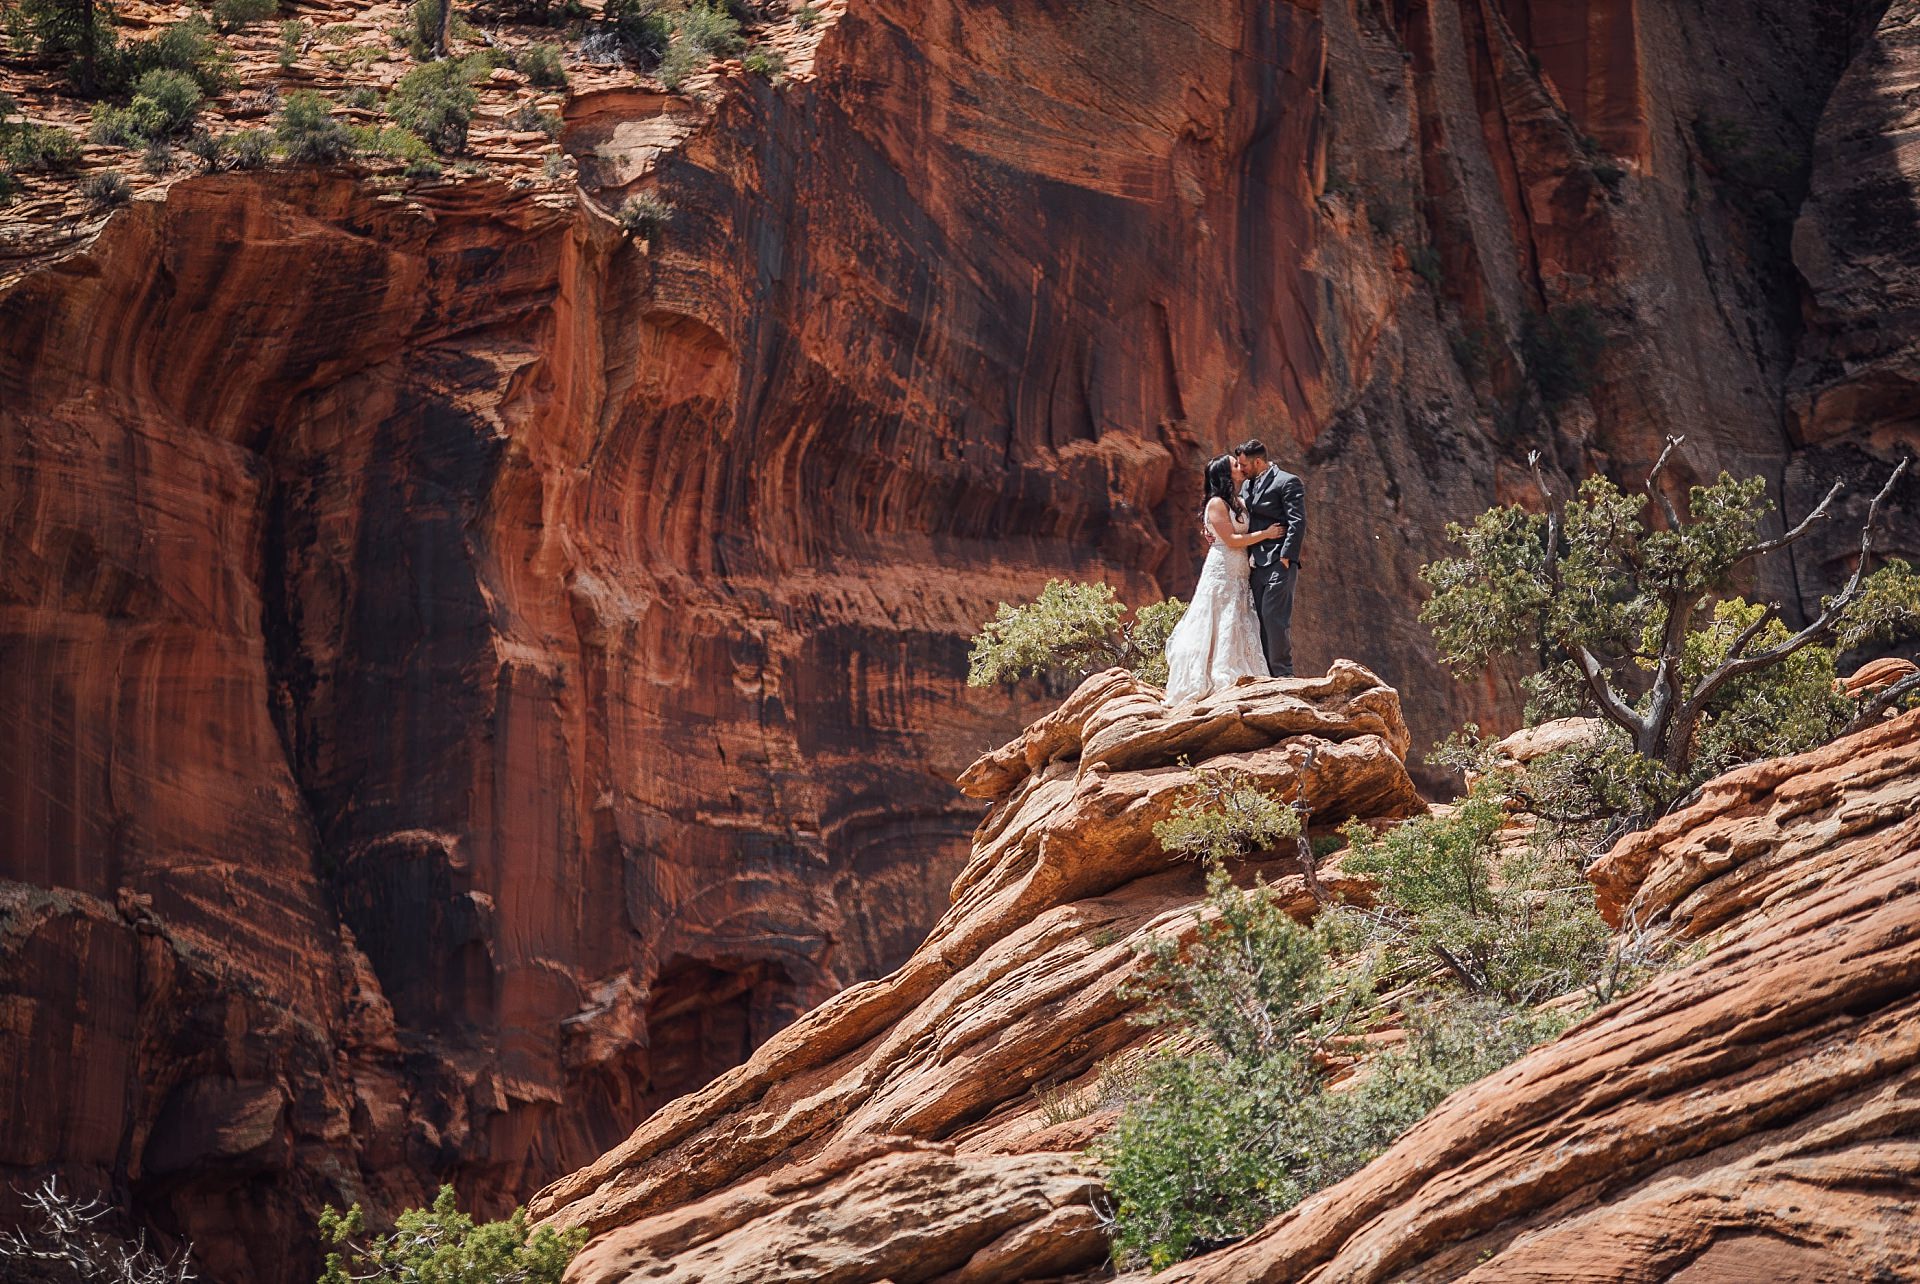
[1146,708,1920,1283]
[5,0,1920,1275]
[529,666,1423,1279]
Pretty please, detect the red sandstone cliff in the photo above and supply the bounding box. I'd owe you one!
[4,0,1919,1279]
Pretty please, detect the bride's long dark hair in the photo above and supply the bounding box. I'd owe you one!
[1201,454,1246,522]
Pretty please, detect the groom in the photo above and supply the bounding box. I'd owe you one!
[1234,440,1306,677]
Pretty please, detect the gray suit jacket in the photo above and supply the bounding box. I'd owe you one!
[1241,467,1306,569]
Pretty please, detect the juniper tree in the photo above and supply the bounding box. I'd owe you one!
[1421,439,1920,785]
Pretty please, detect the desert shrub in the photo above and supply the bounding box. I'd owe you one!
[79,168,131,206]
[227,127,272,168]
[1517,303,1605,406]
[795,1,819,26]
[741,41,782,78]
[275,91,352,162]
[615,190,672,236]
[1152,765,1300,867]
[506,101,563,136]
[348,122,434,161]
[966,579,1187,690]
[211,0,277,31]
[1125,596,1187,687]
[90,67,203,144]
[657,2,740,89]
[1340,786,1612,1006]
[518,40,567,86]
[140,133,171,172]
[388,57,480,152]
[316,1186,585,1284]
[118,18,229,93]
[183,127,220,167]
[277,18,305,66]
[3,118,82,170]
[344,85,381,111]
[596,0,668,63]
[0,1177,196,1284]
[0,170,18,201]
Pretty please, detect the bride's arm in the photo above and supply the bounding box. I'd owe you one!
[1206,498,1281,549]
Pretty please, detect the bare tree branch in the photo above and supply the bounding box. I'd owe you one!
[1841,667,1920,737]
[1432,943,1485,993]
[1741,480,1844,559]
[1645,435,1684,529]
[1722,601,1780,661]
[1676,458,1911,750]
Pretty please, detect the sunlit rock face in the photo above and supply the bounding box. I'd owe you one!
[2,0,1916,1278]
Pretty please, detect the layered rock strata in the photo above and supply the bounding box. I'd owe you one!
[530,664,1424,1281]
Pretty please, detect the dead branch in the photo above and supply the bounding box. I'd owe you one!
[1644,435,1684,529]
[1741,479,1844,559]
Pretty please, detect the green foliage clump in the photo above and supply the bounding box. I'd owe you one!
[79,167,130,207]
[388,56,481,153]
[121,18,229,93]
[89,67,203,145]
[1153,766,1300,867]
[276,91,352,163]
[1097,863,1565,1270]
[1517,303,1605,406]
[1,105,82,172]
[227,126,272,168]
[657,2,740,90]
[517,40,567,86]
[966,579,1187,690]
[3,0,118,91]
[211,0,277,31]
[348,122,435,162]
[1341,785,1611,1005]
[598,0,669,63]
[741,41,782,78]
[316,1186,586,1284]
[615,189,672,237]
[1420,448,1920,801]
[506,101,563,136]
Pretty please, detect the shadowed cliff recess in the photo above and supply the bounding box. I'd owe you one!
[3,0,1920,1279]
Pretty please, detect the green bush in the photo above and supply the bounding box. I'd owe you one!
[120,18,229,93]
[1098,855,1574,1270]
[506,101,563,136]
[278,18,306,67]
[2,118,82,171]
[615,189,672,236]
[600,0,668,63]
[348,123,434,162]
[1341,784,1610,1006]
[741,42,782,78]
[275,90,352,163]
[317,1186,585,1284]
[388,57,481,153]
[657,2,740,90]
[228,127,272,168]
[1152,766,1300,867]
[79,168,131,207]
[518,40,567,86]
[966,579,1186,689]
[89,67,203,144]
[211,0,277,31]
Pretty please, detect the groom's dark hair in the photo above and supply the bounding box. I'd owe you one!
[1233,439,1268,459]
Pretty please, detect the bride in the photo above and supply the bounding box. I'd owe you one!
[1162,454,1284,706]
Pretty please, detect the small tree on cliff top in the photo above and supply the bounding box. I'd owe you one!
[1420,439,1920,789]
[967,579,1185,689]
[316,1186,584,1284]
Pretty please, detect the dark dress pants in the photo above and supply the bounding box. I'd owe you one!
[1250,562,1297,677]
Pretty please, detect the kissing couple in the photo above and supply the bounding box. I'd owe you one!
[1162,439,1307,706]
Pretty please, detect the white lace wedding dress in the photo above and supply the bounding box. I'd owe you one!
[1162,518,1268,706]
